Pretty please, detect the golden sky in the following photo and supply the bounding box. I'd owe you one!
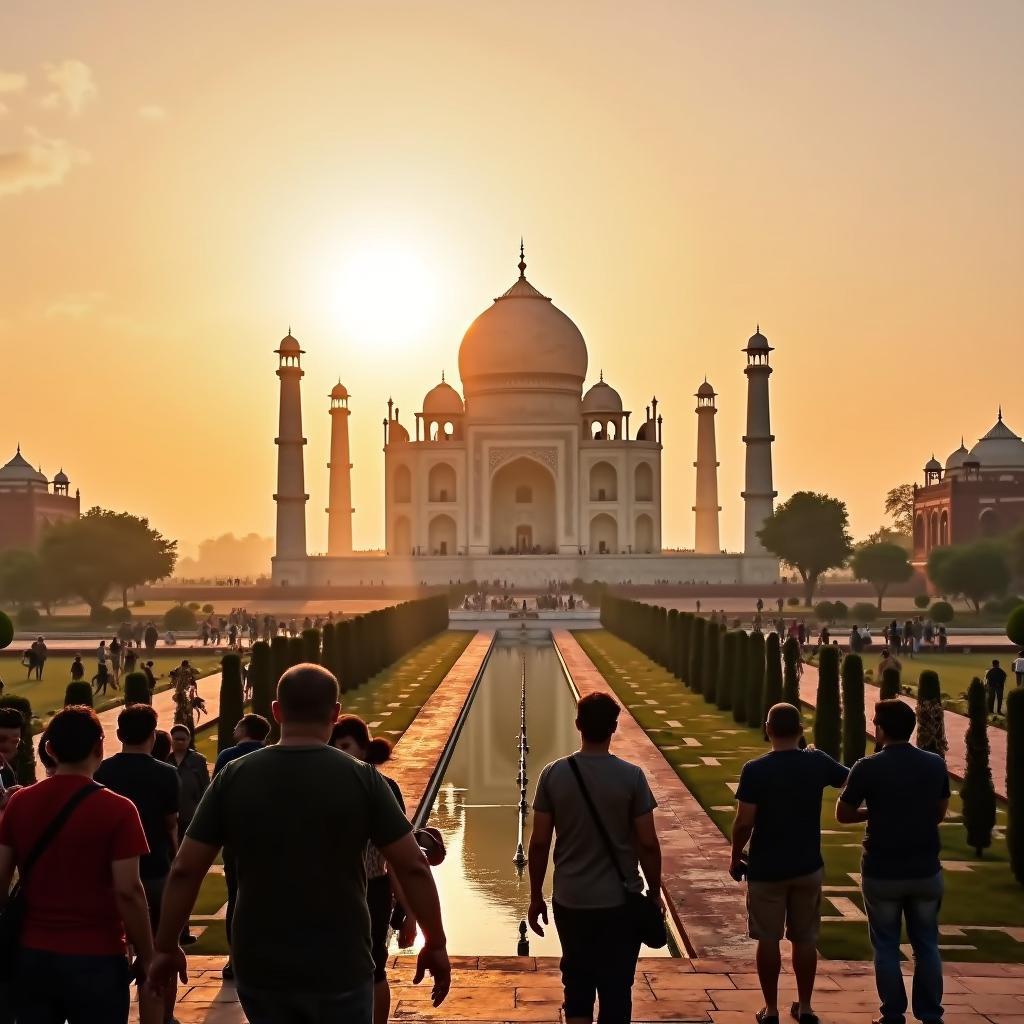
[2,0,1022,557]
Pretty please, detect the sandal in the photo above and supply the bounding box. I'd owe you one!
[790,1003,819,1024]
[756,1010,780,1024]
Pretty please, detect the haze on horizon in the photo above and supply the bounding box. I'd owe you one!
[2,0,1022,557]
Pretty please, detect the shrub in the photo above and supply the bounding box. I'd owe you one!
[831,600,848,620]
[786,596,801,608]
[1008,604,1024,648]
[962,677,996,857]
[814,601,834,622]
[879,666,901,700]
[132,598,145,607]
[929,600,954,623]
[301,628,321,665]
[763,632,783,723]
[187,602,201,611]
[914,593,930,609]
[288,635,304,669]
[732,631,749,724]
[0,611,12,650]
[701,623,720,704]
[746,631,766,730]
[164,605,197,631]
[717,630,736,711]
[249,641,274,732]
[782,635,801,705]
[63,681,94,707]
[850,602,877,623]
[89,605,112,624]
[1008,687,1024,884]
[814,645,841,760]
[15,605,41,627]
[916,670,948,758]
[124,671,151,705]
[689,618,705,695]
[202,603,215,614]
[0,695,36,784]
[219,654,245,752]
[841,654,866,766]
[112,606,132,621]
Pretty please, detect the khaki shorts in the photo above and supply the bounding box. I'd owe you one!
[746,868,823,944]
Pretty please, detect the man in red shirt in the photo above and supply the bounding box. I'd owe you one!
[0,706,157,1023]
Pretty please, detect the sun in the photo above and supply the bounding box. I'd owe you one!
[330,240,437,348]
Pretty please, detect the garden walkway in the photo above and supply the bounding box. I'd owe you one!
[96,670,224,737]
[797,662,1008,798]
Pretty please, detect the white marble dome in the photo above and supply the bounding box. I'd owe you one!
[967,413,1024,469]
[422,378,464,417]
[0,448,48,486]
[582,376,622,413]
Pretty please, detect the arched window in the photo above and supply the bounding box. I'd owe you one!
[428,463,456,503]
[929,512,939,549]
[979,508,999,538]
[589,461,617,502]
[428,514,457,556]
[634,462,654,502]
[607,420,618,440]
[394,465,411,503]
[635,513,654,553]
[913,514,925,551]
[592,421,605,440]
[939,510,949,546]
[515,485,533,504]
[393,516,411,555]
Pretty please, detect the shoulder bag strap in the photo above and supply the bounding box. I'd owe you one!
[566,755,627,886]
[18,782,101,884]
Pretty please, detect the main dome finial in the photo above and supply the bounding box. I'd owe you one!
[518,238,526,279]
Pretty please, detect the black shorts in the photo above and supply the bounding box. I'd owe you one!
[366,876,394,984]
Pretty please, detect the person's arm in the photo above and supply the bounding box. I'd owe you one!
[632,810,663,907]
[730,801,756,872]
[527,809,554,935]
[0,845,14,907]
[164,813,180,856]
[112,856,154,966]
[935,798,949,824]
[836,763,869,823]
[380,831,450,1007]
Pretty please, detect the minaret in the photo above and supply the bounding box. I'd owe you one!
[742,326,777,555]
[274,330,308,560]
[327,381,354,555]
[693,379,721,553]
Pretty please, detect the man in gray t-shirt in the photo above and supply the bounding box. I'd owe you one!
[528,692,662,1024]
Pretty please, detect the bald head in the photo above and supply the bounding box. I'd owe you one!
[276,663,340,725]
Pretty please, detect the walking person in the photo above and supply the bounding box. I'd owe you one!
[70,654,85,683]
[0,706,160,1024]
[731,703,849,1024]
[528,692,664,1024]
[985,659,1007,715]
[1014,651,1024,689]
[0,706,24,805]
[95,703,181,1023]
[166,724,209,945]
[837,699,950,1024]
[146,663,451,1023]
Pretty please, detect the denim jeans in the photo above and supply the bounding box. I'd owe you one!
[14,947,131,1024]
[862,872,944,1024]
[238,977,374,1024]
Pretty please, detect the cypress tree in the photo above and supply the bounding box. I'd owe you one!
[782,635,801,706]
[814,644,842,760]
[747,630,766,730]
[962,677,996,858]
[301,627,321,665]
[270,635,289,690]
[916,670,947,758]
[336,620,352,692]
[702,622,720,704]
[288,636,305,668]
[63,681,94,707]
[763,632,784,721]
[667,609,680,677]
[657,606,670,668]
[124,671,152,706]
[218,653,245,753]
[679,613,693,686]
[321,622,336,679]
[732,631,749,724]
[689,617,705,694]
[841,654,866,766]
[1007,687,1024,884]
[880,666,901,700]
[0,695,36,784]
[717,630,736,711]
[249,640,274,730]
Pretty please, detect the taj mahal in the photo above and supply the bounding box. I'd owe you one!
[270,248,780,587]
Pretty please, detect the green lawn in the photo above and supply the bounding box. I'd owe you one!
[186,629,475,956]
[575,630,1024,963]
[0,653,225,720]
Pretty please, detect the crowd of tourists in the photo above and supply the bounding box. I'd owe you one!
[0,663,963,1024]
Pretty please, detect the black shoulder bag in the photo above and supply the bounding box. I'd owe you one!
[566,756,667,949]
[0,782,101,978]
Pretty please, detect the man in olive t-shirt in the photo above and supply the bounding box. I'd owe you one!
[147,664,451,1023]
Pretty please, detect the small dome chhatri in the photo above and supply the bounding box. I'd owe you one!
[277,330,303,355]
[0,447,48,485]
[53,468,70,484]
[423,375,465,417]
[330,381,349,400]
[745,325,772,352]
[582,372,623,413]
[924,455,942,472]
[944,439,969,472]
[696,379,716,398]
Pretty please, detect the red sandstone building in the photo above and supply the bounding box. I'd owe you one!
[0,447,80,552]
[912,411,1024,567]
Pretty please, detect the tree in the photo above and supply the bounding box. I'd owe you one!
[701,622,720,704]
[0,548,65,614]
[717,630,736,711]
[1008,687,1024,884]
[1008,604,1024,648]
[746,631,766,730]
[852,543,914,610]
[841,655,866,766]
[0,610,12,651]
[124,671,151,705]
[763,632,784,723]
[732,632,749,725]
[757,492,854,605]
[883,484,915,537]
[301,628,321,665]
[915,670,948,758]
[879,666,901,700]
[249,641,274,732]
[782,635,801,705]
[928,541,1012,612]
[218,654,245,753]
[689,617,705,695]
[64,681,94,707]
[814,645,842,760]
[962,678,996,857]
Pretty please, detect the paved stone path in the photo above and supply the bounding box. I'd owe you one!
[96,670,224,737]
[797,662,1008,798]
[134,955,1024,1022]
[553,630,752,960]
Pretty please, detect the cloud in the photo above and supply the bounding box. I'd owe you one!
[0,127,90,197]
[138,104,166,121]
[40,59,96,115]
[0,70,27,94]
[45,290,104,319]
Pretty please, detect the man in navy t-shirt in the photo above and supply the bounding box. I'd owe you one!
[732,703,848,1024]
[838,699,950,1024]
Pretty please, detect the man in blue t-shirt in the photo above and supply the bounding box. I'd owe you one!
[837,699,950,1024]
[732,703,849,1024]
